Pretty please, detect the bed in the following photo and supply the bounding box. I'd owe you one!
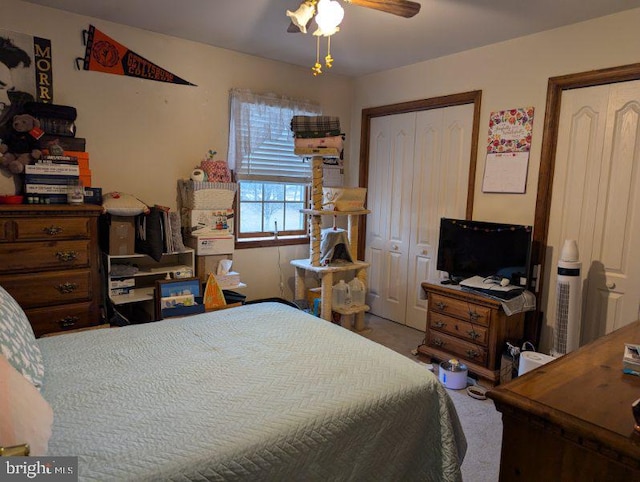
[2,290,466,481]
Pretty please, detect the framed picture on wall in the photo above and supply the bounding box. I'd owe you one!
[0,29,53,130]
[155,277,204,319]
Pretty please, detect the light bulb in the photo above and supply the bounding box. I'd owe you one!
[315,0,344,34]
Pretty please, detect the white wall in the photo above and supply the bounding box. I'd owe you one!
[2,0,354,301]
[349,8,640,225]
[348,9,640,348]
[5,1,640,310]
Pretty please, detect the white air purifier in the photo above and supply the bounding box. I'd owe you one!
[552,239,582,355]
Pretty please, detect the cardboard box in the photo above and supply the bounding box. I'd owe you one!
[186,234,234,256]
[111,277,135,289]
[100,215,135,255]
[110,287,135,296]
[187,209,234,235]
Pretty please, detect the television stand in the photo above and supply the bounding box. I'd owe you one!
[419,281,525,386]
[441,275,464,285]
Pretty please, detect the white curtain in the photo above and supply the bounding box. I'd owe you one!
[227,89,321,181]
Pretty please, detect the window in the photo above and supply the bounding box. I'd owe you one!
[228,89,321,244]
[238,181,306,236]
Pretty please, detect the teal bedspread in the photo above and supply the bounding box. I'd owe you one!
[39,303,466,481]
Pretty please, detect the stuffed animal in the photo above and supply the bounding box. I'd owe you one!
[0,114,43,174]
[200,149,231,183]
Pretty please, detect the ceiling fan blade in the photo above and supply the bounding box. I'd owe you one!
[347,0,421,18]
[287,18,314,33]
[287,21,302,33]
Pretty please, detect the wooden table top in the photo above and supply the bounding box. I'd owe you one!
[488,320,640,460]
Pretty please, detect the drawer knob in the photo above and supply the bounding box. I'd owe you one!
[466,349,479,358]
[56,250,78,262]
[433,338,445,347]
[436,301,447,310]
[58,316,78,328]
[56,282,78,294]
[44,225,63,236]
[434,321,446,329]
[467,329,480,340]
[468,310,479,321]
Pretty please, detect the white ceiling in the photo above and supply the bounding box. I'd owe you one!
[24,0,640,77]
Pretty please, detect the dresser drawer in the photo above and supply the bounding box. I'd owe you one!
[430,311,489,345]
[0,240,90,273]
[428,330,488,366]
[0,269,93,308]
[430,293,491,326]
[26,301,97,337]
[0,220,9,241]
[12,216,91,241]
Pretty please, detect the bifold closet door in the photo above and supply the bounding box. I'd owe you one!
[366,105,473,330]
[404,105,474,330]
[366,113,416,323]
[545,79,640,347]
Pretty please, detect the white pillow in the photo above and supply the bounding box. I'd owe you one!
[0,354,53,455]
[102,192,150,216]
[0,285,44,388]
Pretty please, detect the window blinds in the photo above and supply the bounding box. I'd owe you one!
[228,89,321,183]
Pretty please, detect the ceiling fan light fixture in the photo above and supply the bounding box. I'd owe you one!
[286,1,316,34]
[314,0,345,35]
[291,0,425,75]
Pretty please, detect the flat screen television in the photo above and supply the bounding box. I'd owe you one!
[436,218,533,286]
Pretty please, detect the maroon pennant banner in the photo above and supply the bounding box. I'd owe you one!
[79,25,196,86]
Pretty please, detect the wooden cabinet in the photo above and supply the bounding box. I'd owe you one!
[0,205,103,337]
[488,320,640,481]
[418,281,524,385]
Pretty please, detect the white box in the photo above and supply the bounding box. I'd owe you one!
[110,277,135,289]
[214,271,241,289]
[188,209,234,235]
[186,234,234,255]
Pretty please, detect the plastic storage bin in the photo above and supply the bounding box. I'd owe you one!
[348,278,366,306]
[332,280,351,310]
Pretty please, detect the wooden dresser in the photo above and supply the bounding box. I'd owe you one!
[418,281,525,386]
[0,205,103,337]
[488,321,640,481]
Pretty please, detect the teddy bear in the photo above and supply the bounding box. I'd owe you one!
[0,114,43,174]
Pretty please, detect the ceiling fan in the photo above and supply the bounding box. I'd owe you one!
[286,0,421,74]
[287,0,421,33]
[345,0,421,17]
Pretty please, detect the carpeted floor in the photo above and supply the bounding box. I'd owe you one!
[360,313,502,482]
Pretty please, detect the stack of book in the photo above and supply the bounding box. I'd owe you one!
[23,150,94,204]
[623,343,640,376]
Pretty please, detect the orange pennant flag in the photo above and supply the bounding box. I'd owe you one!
[79,25,196,86]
